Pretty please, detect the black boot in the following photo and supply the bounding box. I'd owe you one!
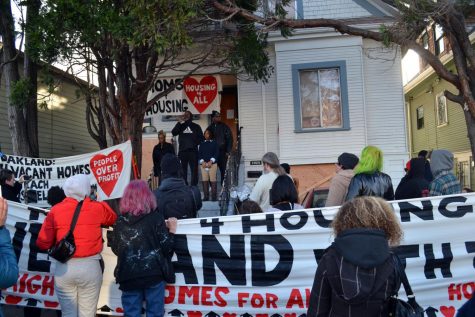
[210,182,217,201]
[202,181,209,201]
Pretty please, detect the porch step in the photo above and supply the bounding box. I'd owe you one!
[197,201,220,218]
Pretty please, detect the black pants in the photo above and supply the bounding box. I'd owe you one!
[179,150,199,186]
[217,148,228,184]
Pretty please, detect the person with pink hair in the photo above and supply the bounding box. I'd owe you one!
[109,180,177,317]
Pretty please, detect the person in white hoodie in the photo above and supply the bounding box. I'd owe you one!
[325,153,359,207]
[249,152,286,210]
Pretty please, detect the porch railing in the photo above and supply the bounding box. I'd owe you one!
[219,127,242,216]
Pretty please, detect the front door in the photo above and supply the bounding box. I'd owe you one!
[220,87,238,150]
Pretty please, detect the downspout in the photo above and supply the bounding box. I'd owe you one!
[406,100,413,157]
[359,40,368,145]
[261,82,268,152]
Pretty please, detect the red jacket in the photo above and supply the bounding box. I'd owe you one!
[37,197,117,258]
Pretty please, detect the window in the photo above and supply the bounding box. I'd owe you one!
[416,106,424,129]
[434,24,445,55]
[292,61,349,132]
[422,32,429,50]
[436,93,448,126]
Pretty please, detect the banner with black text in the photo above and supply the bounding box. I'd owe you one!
[1,193,475,316]
[0,141,132,204]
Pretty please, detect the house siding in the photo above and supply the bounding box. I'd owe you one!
[238,51,279,168]
[407,76,469,156]
[0,75,99,158]
[302,0,372,19]
[362,39,408,184]
[275,35,367,164]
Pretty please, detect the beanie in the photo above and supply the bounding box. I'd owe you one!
[161,153,181,178]
[63,174,90,201]
[338,153,359,170]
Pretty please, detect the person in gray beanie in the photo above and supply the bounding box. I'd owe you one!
[429,149,461,196]
[326,153,359,207]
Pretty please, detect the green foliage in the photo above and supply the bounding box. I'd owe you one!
[30,0,203,63]
[10,79,33,109]
[379,25,392,47]
[228,27,274,82]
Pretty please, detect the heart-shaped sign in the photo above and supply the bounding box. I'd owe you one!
[187,312,202,317]
[183,76,218,113]
[90,149,124,197]
[440,306,456,317]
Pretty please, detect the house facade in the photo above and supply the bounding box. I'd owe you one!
[0,66,99,158]
[142,0,409,194]
[403,25,475,189]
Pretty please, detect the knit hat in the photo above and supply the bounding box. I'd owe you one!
[337,153,359,170]
[211,110,221,118]
[430,149,454,175]
[63,174,90,201]
[161,153,181,178]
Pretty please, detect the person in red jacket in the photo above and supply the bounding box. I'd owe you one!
[37,174,117,317]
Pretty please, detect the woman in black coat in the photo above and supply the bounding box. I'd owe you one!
[307,196,403,317]
[345,146,394,201]
[395,158,430,200]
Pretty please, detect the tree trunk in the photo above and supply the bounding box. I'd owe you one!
[0,0,30,156]
[126,111,144,178]
[463,108,475,164]
[24,0,41,157]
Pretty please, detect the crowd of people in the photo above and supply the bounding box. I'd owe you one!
[0,136,472,317]
[153,110,233,201]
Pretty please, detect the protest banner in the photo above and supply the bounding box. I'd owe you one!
[1,193,475,316]
[0,141,132,205]
[145,75,222,117]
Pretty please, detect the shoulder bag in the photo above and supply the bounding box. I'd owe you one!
[48,200,84,263]
[388,253,425,317]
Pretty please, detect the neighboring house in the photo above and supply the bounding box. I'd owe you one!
[142,0,409,195]
[403,23,475,189]
[0,61,99,158]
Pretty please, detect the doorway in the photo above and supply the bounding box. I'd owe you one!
[220,86,239,150]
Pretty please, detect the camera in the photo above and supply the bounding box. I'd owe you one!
[23,175,32,181]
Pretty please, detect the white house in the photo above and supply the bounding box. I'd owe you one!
[142,0,409,194]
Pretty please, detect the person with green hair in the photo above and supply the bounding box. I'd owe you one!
[345,146,394,201]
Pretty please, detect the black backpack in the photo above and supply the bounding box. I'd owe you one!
[158,186,198,219]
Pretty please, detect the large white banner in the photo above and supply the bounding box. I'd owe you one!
[2,194,475,316]
[145,75,222,117]
[0,141,132,204]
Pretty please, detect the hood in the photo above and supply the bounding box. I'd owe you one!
[338,169,354,180]
[407,158,426,179]
[430,149,454,174]
[119,212,150,225]
[324,228,393,304]
[333,228,390,268]
[159,177,186,191]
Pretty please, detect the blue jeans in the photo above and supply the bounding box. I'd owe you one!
[121,282,165,317]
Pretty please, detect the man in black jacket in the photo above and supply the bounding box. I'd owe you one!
[154,154,202,219]
[207,111,233,184]
[172,111,204,186]
[0,169,25,203]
